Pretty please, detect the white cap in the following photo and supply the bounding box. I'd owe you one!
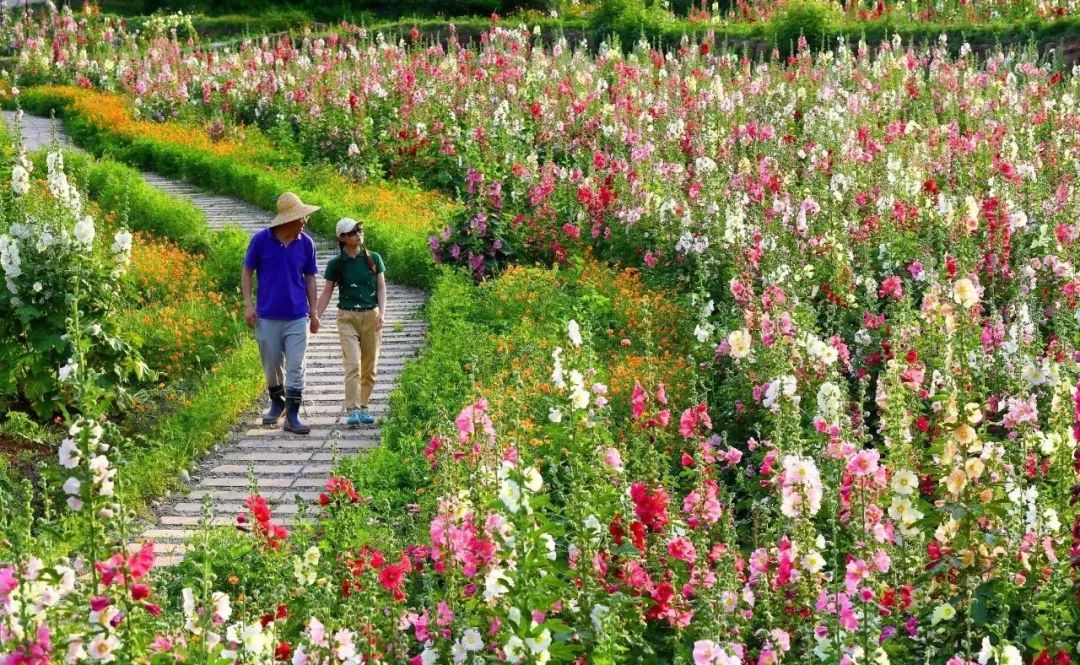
[335,218,362,236]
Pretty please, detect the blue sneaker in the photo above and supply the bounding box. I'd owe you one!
[358,410,375,425]
[346,410,362,427]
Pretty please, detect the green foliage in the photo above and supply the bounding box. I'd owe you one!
[205,226,251,295]
[771,0,839,54]
[120,339,263,509]
[590,0,673,47]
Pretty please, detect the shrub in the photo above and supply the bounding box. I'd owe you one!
[771,0,839,54]
[0,140,147,419]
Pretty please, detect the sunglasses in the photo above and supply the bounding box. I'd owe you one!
[343,227,363,237]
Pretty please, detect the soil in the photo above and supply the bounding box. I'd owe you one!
[0,434,53,482]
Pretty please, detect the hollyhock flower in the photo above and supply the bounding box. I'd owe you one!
[87,634,121,661]
[891,469,918,495]
[333,629,356,660]
[11,164,30,196]
[727,329,752,358]
[483,567,509,602]
[667,536,697,563]
[679,403,712,438]
[632,381,648,419]
[567,319,582,347]
[379,556,410,601]
[693,640,724,665]
[952,278,980,308]
[58,438,80,469]
[305,618,328,648]
[931,603,957,624]
[461,628,483,651]
[630,482,670,531]
[847,449,880,477]
[455,399,495,448]
[602,446,623,471]
[878,275,903,300]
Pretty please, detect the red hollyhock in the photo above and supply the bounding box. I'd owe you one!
[275,642,293,661]
[609,515,624,546]
[629,482,670,531]
[242,495,289,549]
[130,584,150,601]
[379,555,412,601]
[630,520,647,551]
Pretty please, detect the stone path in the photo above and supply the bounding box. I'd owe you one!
[4,111,429,564]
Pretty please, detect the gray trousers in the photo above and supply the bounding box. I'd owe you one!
[255,317,309,392]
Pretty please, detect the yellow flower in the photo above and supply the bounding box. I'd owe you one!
[954,424,977,446]
[964,402,983,424]
[952,278,979,309]
[727,329,752,359]
[944,467,967,495]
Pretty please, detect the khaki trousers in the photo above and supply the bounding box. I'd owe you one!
[337,308,381,410]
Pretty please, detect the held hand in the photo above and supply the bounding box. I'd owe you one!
[310,317,321,334]
[245,306,257,328]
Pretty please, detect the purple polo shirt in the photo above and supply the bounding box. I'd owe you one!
[243,228,318,319]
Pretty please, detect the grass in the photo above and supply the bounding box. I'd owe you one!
[120,338,264,509]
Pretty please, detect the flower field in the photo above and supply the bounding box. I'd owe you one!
[2,3,1080,664]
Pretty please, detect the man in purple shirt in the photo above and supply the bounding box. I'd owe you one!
[241,192,322,435]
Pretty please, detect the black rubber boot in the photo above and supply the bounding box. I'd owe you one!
[283,388,311,435]
[262,385,286,425]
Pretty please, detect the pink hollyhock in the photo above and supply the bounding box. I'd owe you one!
[149,636,173,652]
[128,542,155,580]
[603,447,623,471]
[877,275,902,300]
[436,601,454,627]
[0,567,17,601]
[845,559,870,593]
[667,537,697,563]
[656,383,668,405]
[683,480,723,528]
[412,610,432,642]
[632,381,648,420]
[679,403,712,438]
[1073,379,1080,444]
[846,449,880,477]
[455,399,495,448]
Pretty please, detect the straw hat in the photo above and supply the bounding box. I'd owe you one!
[270,192,320,227]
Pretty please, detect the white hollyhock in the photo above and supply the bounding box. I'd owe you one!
[11,164,30,196]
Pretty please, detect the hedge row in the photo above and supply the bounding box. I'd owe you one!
[96,0,547,21]
[12,87,453,290]
[371,13,1080,61]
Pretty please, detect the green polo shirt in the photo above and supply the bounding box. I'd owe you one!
[324,250,385,310]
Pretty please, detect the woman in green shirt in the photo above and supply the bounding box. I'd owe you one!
[316,218,387,426]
